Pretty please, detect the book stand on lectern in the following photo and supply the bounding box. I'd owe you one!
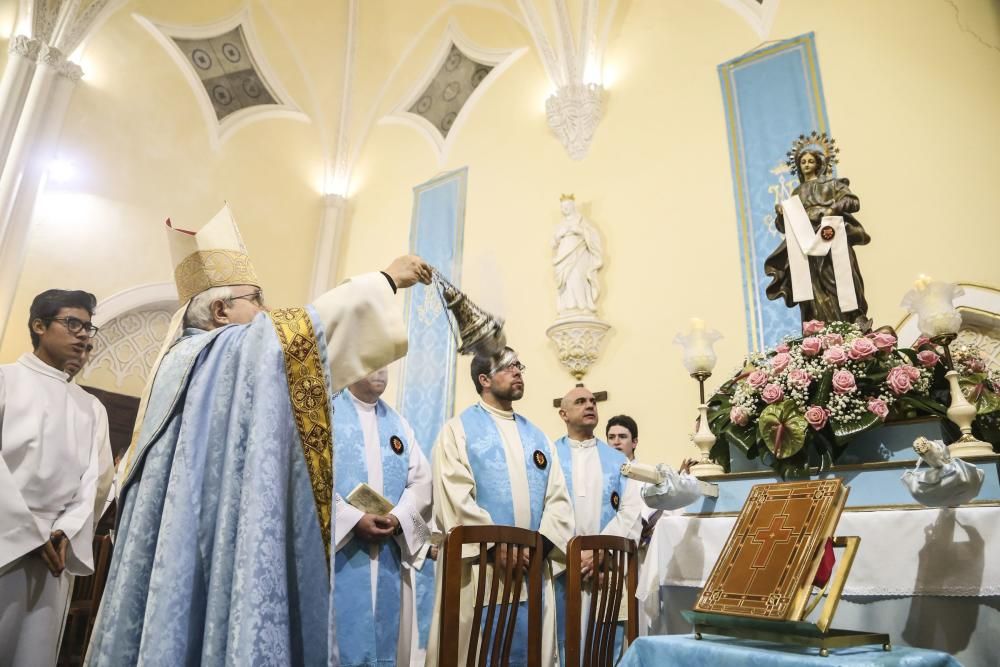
[682,479,890,658]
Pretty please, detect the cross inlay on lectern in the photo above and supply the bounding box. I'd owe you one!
[749,515,795,569]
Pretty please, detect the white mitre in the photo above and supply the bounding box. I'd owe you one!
[167,203,261,303]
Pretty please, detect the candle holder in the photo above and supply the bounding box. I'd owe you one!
[690,370,725,477]
[675,320,725,477]
[931,333,994,458]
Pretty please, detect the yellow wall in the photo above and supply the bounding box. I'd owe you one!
[0,0,342,371]
[1,0,998,468]
[341,0,1000,465]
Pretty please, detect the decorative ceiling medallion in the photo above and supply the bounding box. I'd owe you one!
[407,45,493,139]
[717,0,780,39]
[172,26,278,121]
[134,9,308,148]
[382,20,526,162]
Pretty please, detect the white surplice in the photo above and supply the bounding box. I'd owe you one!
[427,401,575,667]
[333,390,432,666]
[0,353,112,667]
[563,437,643,540]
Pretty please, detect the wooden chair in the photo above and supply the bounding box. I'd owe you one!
[439,525,544,667]
[564,535,639,667]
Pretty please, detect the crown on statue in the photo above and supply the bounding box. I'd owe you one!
[560,193,575,201]
[785,131,840,178]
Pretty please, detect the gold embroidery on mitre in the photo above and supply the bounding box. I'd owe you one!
[174,249,260,303]
[271,307,334,567]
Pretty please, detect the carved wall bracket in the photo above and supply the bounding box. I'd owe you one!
[545,83,604,161]
[546,315,611,380]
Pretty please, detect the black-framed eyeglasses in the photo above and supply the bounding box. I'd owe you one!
[46,316,99,338]
[491,360,526,375]
[227,289,266,309]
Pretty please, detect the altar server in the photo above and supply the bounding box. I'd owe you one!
[428,348,574,667]
[0,289,112,667]
[333,367,432,667]
[86,204,432,666]
[553,388,643,661]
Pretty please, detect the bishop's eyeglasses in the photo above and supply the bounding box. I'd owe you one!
[227,289,266,309]
[46,316,99,338]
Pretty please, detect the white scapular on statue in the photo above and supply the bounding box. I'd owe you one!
[552,196,603,316]
[620,461,718,511]
[901,436,984,508]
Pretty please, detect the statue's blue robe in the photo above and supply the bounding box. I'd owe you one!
[86,309,337,666]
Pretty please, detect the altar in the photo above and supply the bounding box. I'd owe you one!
[637,505,1000,666]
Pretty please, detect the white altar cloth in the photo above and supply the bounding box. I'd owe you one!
[638,506,1000,599]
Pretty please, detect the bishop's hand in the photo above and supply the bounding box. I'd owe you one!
[383,255,433,289]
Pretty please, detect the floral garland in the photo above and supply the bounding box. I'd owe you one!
[704,319,993,478]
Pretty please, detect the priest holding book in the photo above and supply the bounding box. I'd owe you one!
[333,367,432,667]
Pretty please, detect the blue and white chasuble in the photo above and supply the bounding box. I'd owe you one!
[332,391,413,667]
[427,402,575,667]
[87,306,360,666]
[551,438,627,654]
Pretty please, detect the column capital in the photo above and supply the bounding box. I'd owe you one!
[8,35,41,61]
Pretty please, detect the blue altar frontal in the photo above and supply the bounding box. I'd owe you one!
[619,635,961,666]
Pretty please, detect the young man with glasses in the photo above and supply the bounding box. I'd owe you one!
[0,289,113,666]
[427,347,574,667]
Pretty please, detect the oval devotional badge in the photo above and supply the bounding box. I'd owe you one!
[389,435,405,455]
[820,225,836,241]
[610,490,620,511]
[533,450,548,470]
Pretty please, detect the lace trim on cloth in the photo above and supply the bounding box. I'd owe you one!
[271,307,333,567]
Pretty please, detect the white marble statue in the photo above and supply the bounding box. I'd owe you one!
[552,195,603,316]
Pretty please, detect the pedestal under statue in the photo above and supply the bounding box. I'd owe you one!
[764,132,872,328]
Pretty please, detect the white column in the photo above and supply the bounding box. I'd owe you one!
[309,194,347,299]
[0,46,83,343]
[0,36,40,172]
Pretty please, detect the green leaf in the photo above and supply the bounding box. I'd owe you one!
[812,370,833,406]
[724,422,757,454]
[757,400,808,460]
[830,412,881,444]
[896,394,947,417]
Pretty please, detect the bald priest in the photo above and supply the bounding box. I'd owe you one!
[85,204,432,666]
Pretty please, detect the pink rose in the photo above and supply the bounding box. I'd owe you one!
[747,369,769,389]
[868,398,890,421]
[872,332,897,352]
[914,336,932,349]
[801,337,823,357]
[787,369,812,389]
[771,352,792,373]
[730,406,749,427]
[803,320,825,335]
[886,366,914,395]
[903,364,921,380]
[804,405,829,430]
[968,358,987,373]
[832,369,857,394]
[761,383,785,404]
[848,337,878,361]
[916,350,940,368]
[822,333,844,348]
[775,342,790,354]
[823,345,849,366]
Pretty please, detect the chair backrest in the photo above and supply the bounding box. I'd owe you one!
[439,525,544,667]
[564,534,639,667]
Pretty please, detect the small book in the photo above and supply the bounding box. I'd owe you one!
[346,483,395,515]
[694,479,848,621]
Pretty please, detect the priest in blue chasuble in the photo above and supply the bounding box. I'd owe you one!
[552,386,643,663]
[332,367,432,667]
[85,204,432,666]
[427,348,575,667]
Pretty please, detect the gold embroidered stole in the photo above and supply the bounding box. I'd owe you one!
[271,308,334,566]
